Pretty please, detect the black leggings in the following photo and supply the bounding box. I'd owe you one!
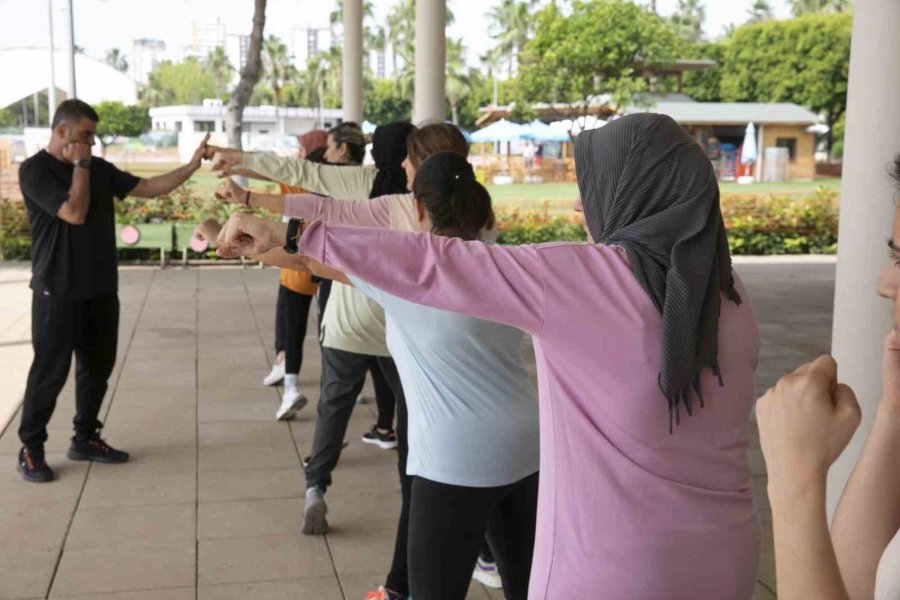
[274,285,314,375]
[407,472,539,600]
[368,356,396,430]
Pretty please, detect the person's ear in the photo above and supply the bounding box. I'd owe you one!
[415,198,426,223]
[338,143,348,159]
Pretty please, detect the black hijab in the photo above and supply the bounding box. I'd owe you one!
[574,113,742,432]
[370,121,415,198]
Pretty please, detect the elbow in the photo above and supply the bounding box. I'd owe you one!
[59,210,87,225]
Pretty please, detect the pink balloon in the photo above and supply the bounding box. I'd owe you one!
[120,225,140,245]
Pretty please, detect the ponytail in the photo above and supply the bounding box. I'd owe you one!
[413,152,493,241]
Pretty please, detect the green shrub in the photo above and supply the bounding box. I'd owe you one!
[495,205,587,244]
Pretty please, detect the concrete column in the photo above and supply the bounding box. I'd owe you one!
[66,0,76,99]
[412,0,446,124]
[341,0,363,124]
[827,0,900,517]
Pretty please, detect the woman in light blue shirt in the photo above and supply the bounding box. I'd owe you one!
[308,152,540,600]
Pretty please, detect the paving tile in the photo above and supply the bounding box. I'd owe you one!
[198,400,284,423]
[198,386,278,405]
[199,467,304,502]
[51,588,196,600]
[79,470,195,509]
[198,534,333,585]
[327,527,397,577]
[0,452,89,504]
[50,541,195,597]
[198,578,343,600]
[0,546,58,599]
[0,499,75,551]
[325,492,402,533]
[199,442,300,472]
[66,503,195,549]
[103,416,196,449]
[198,497,303,540]
[199,421,294,447]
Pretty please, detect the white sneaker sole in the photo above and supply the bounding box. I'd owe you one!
[472,568,503,589]
[361,436,398,450]
[276,395,307,421]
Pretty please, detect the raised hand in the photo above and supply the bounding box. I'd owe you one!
[62,142,92,164]
[189,132,212,170]
[216,212,284,259]
[757,355,861,496]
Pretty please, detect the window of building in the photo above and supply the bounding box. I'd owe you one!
[174,121,182,132]
[194,121,216,132]
[776,137,797,161]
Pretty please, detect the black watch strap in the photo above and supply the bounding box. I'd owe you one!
[74,159,91,169]
[284,218,304,254]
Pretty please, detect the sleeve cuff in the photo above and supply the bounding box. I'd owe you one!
[298,220,327,263]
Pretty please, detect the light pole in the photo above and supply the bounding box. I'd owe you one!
[48,0,58,116]
[67,0,77,99]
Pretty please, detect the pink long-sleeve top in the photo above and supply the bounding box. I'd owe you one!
[299,221,762,600]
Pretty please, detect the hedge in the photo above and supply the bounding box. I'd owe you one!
[1,186,840,261]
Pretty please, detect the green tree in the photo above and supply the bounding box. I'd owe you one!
[788,0,851,16]
[105,48,128,73]
[363,78,412,124]
[225,0,267,148]
[205,47,234,100]
[519,0,681,126]
[263,35,297,108]
[747,0,774,23]
[670,0,706,43]
[486,0,538,78]
[445,38,473,125]
[681,41,723,101]
[94,101,150,155]
[142,58,217,106]
[720,13,851,156]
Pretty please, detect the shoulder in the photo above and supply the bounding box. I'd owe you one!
[20,151,51,174]
[90,156,123,173]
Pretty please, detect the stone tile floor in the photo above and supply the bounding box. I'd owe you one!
[0,259,836,599]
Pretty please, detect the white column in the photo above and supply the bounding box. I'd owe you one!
[413,0,446,124]
[827,0,900,517]
[342,0,363,124]
[66,0,76,99]
[47,0,57,115]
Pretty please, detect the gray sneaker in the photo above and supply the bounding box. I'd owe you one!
[302,486,329,535]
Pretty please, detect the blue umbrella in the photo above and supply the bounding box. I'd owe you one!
[470,119,528,143]
[522,120,570,142]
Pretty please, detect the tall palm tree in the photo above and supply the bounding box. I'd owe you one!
[486,0,537,78]
[263,35,296,109]
[445,37,471,125]
[670,0,706,43]
[105,48,128,73]
[747,0,774,23]
[205,46,234,100]
[788,0,850,15]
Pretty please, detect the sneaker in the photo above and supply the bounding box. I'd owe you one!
[67,437,130,464]
[472,555,502,589]
[276,375,307,421]
[302,486,329,534]
[17,447,54,483]
[263,360,285,386]
[361,425,398,450]
[303,441,348,468]
[364,586,404,600]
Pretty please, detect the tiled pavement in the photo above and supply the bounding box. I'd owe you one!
[0,259,836,599]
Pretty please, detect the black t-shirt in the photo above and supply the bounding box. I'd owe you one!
[19,150,141,299]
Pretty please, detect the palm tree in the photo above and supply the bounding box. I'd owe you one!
[445,38,471,125]
[205,47,234,100]
[486,0,537,78]
[787,0,850,15]
[368,26,388,76]
[747,0,774,23]
[263,35,297,109]
[105,48,128,73]
[670,0,706,43]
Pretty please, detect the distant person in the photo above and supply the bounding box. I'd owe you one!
[16,99,211,483]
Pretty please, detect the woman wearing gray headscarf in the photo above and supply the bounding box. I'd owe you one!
[215,113,762,599]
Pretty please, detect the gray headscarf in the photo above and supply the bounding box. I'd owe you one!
[575,113,742,432]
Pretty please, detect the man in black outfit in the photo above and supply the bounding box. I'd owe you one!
[16,99,210,483]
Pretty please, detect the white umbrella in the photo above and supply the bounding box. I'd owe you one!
[740,123,757,165]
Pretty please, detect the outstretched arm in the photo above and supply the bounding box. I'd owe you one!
[132,133,210,198]
[215,213,546,334]
[283,192,393,228]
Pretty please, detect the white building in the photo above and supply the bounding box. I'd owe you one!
[148,99,343,135]
[224,34,250,73]
[131,39,167,85]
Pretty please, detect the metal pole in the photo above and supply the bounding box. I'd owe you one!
[48,0,58,113]
[67,0,76,99]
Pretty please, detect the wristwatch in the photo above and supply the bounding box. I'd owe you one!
[73,159,91,169]
[284,218,305,254]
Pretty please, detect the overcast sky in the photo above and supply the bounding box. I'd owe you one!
[3,0,794,68]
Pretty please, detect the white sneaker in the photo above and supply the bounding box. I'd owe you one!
[472,556,502,589]
[276,375,307,420]
[263,361,285,386]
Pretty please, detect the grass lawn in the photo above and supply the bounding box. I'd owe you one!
[126,162,841,216]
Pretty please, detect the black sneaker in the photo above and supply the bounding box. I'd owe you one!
[67,437,130,464]
[17,447,54,483]
[361,425,398,450]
